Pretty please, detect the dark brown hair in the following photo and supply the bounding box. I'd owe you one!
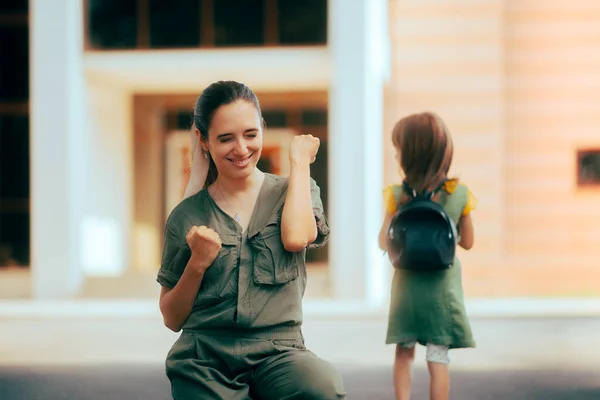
[193,80,262,188]
[391,112,454,195]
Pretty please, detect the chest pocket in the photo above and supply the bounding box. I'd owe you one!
[249,220,299,285]
[195,233,239,307]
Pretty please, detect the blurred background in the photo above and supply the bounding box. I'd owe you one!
[1,0,599,399]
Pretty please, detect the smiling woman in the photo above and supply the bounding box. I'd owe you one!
[156,81,345,399]
[193,82,265,190]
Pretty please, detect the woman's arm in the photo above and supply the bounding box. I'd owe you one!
[159,257,206,332]
[281,159,317,252]
[281,135,321,252]
[158,225,221,332]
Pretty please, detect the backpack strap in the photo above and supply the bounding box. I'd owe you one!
[391,185,405,209]
[402,179,448,200]
[442,183,468,225]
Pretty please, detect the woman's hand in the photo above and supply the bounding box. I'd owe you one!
[158,225,221,333]
[186,226,222,272]
[289,134,320,165]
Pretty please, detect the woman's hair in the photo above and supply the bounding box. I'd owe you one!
[391,112,454,195]
[193,80,263,187]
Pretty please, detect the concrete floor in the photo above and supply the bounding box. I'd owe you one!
[1,315,599,398]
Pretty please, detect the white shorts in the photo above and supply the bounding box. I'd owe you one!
[400,341,450,364]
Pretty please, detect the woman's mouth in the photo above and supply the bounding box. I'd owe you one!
[229,154,253,168]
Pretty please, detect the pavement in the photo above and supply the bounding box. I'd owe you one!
[0,315,599,399]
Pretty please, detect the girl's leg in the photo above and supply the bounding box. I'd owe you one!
[425,344,450,400]
[393,342,415,400]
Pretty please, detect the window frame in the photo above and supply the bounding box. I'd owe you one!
[576,148,600,187]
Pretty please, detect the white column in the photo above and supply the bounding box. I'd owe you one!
[30,0,86,298]
[328,0,390,304]
[81,82,133,277]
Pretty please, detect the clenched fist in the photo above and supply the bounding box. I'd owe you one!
[186,226,222,271]
[289,134,320,165]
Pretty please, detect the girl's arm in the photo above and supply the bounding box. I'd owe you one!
[458,185,476,250]
[378,185,399,252]
[458,213,474,250]
[378,212,393,252]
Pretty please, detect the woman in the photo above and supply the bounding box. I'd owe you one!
[157,80,346,399]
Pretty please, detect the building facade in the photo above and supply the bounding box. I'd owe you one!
[1,0,599,303]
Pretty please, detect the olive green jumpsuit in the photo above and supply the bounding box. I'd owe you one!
[157,173,346,400]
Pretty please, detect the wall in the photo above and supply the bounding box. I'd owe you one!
[385,0,600,297]
[386,0,505,296]
[504,0,600,296]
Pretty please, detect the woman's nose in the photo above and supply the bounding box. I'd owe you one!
[234,139,248,154]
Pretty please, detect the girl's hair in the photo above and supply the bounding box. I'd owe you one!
[391,112,454,194]
[193,80,263,188]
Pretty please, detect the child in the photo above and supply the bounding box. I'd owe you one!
[378,112,476,400]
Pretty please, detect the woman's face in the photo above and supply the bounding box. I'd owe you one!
[202,100,263,181]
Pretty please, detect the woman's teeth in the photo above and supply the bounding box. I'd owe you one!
[232,157,250,167]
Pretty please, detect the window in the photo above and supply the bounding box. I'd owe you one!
[149,0,200,48]
[214,0,264,47]
[87,0,137,49]
[301,109,328,126]
[0,26,29,101]
[0,5,29,268]
[86,0,327,50]
[165,110,193,131]
[262,110,287,128]
[0,0,28,13]
[0,116,29,198]
[577,149,600,186]
[278,0,327,45]
[0,212,29,267]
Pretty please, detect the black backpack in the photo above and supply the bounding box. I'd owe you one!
[386,181,458,271]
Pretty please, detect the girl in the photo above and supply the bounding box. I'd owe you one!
[378,112,476,400]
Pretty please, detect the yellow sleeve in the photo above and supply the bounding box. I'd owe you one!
[462,188,477,216]
[443,178,459,194]
[383,186,397,216]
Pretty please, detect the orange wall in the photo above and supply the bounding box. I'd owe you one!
[385,0,600,297]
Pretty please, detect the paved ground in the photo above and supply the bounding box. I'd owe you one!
[1,316,599,399]
[1,364,599,399]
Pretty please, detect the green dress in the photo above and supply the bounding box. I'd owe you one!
[385,183,476,349]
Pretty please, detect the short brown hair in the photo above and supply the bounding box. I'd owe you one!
[391,112,454,194]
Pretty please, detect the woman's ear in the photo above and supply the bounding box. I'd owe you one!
[195,128,209,152]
